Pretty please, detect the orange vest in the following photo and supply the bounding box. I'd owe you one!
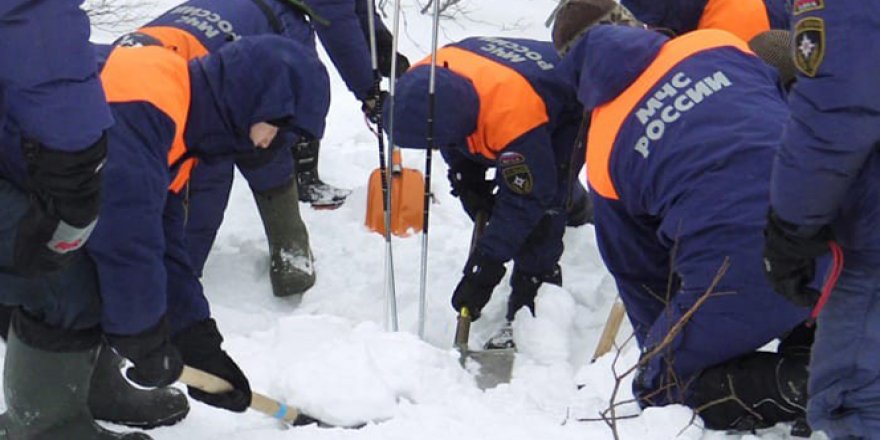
[100,46,195,193]
[698,0,771,42]
[122,26,209,192]
[586,30,752,200]
[414,47,548,159]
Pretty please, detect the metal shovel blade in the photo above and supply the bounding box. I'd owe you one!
[455,309,515,389]
[465,348,515,389]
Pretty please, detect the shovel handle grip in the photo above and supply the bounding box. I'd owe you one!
[591,300,626,363]
[454,307,472,352]
[178,365,303,424]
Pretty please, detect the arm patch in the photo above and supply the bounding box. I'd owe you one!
[499,152,533,195]
[793,17,826,77]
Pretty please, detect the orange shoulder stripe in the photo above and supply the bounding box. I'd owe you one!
[414,47,548,160]
[138,26,210,60]
[698,0,771,42]
[587,30,752,200]
[100,46,195,193]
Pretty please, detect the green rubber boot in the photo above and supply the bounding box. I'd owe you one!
[254,180,316,297]
[0,311,151,439]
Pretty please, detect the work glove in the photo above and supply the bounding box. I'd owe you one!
[448,163,496,221]
[14,135,107,275]
[172,318,252,413]
[375,27,410,78]
[506,265,562,321]
[106,318,184,388]
[451,250,506,321]
[361,88,388,124]
[762,209,833,308]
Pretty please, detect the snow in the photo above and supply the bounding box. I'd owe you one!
[14,1,822,439]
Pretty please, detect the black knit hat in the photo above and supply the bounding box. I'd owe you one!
[551,0,643,55]
[748,30,796,90]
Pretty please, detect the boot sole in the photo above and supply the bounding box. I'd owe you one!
[101,405,190,430]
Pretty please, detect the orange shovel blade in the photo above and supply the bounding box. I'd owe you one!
[365,167,425,237]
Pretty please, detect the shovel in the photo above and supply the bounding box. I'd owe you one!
[178,365,365,428]
[455,307,516,389]
[453,211,515,389]
[365,147,425,237]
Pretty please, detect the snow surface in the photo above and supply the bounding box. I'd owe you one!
[6,1,822,438]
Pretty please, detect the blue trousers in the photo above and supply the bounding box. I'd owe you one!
[809,255,880,439]
[184,146,294,276]
[0,179,101,330]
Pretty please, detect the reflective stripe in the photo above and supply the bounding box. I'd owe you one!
[414,47,548,159]
[587,30,752,200]
[100,46,195,193]
[138,26,210,60]
[698,0,771,42]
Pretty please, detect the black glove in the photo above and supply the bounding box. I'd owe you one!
[448,163,496,221]
[13,135,107,275]
[172,319,252,413]
[506,265,562,321]
[361,88,388,124]
[375,27,410,78]
[451,250,506,321]
[763,210,833,308]
[777,321,815,359]
[106,318,184,388]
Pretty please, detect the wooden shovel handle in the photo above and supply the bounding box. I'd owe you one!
[591,300,626,363]
[178,365,302,424]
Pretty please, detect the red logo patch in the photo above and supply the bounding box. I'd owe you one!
[53,239,83,252]
[793,0,824,15]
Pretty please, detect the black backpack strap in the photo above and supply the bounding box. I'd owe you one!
[250,0,330,32]
[249,0,285,34]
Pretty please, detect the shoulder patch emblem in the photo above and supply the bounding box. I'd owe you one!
[499,152,533,195]
[792,0,824,16]
[499,151,526,166]
[793,18,826,78]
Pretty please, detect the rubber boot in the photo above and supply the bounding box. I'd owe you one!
[254,180,316,296]
[292,138,351,209]
[0,310,151,439]
[691,351,808,432]
[88,348,190,429]
[0,304,188,429]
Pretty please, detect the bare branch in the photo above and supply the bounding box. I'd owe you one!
[85,0,156,32]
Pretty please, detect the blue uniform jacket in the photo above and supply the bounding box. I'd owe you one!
[772,1,880,263]
[390,37,582,271]
[145,0,382,100]
[622,0,790,36]
[1,36,330,336]
[558,26,809,403]
[0,0,113,152]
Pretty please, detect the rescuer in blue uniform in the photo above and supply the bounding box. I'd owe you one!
[0,35,329,438]
[387,37,588,347]
[552,20,817,432]
[763,0,880,437]
[125,0,408,298]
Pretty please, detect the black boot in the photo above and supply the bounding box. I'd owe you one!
[88,347,190,429]
[292,138,351,209]
[690,351,808,432]
[0,305,189,429]
[0,310,151,439]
